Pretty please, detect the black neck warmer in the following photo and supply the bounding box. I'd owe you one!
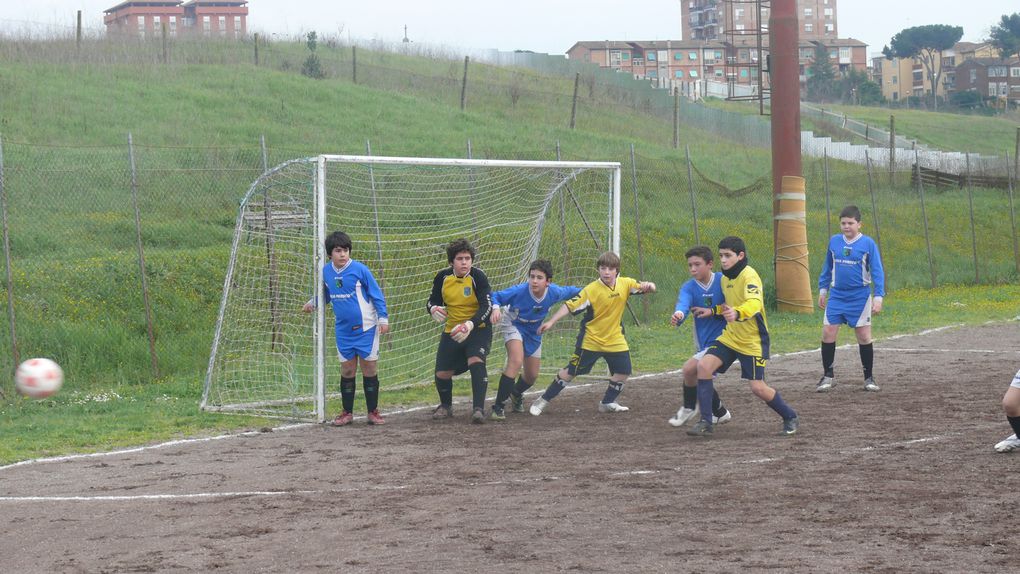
[722,257,748,280]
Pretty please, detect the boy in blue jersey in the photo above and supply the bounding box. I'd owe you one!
[668,246,731,427]
[816,205,886,393]
[487,259,582,421]
[687,236,799,437]
[529,251,656,416]
[426,238,494,424]
[302,231,389,426]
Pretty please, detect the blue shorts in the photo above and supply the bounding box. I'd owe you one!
[566,349,632,377]
[824,291,873,328]
[705,341,765,381]
[335,326,381,362]
[501,321,543,358]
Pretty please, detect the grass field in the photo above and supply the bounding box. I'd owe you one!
[1,36,1019,465]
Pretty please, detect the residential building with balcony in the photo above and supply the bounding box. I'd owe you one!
[681,0,837,42]
[104,0,248,38]
[954,57,1020,106]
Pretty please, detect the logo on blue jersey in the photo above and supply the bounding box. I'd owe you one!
[842,245,852,257]
[335,277,343,289]
[702,294,713,307]
[463,287,471,297]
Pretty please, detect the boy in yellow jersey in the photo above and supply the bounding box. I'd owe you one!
[528,251,656,416]
[427,238,493,424]
[687,236,799,437]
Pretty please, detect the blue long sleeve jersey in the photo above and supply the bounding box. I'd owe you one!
[319,260,388,331]
[818,233,885,297]
[674,272,727,351]
[491,282,582,326]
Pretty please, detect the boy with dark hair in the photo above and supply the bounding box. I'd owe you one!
[302,231,389,426]
[668,245,731,427]
[426,238,493,424]
[816,205,886,392]
[994,369,1020,453]
[488,259,582,420]
[687,236,799,437]
[529,251,656,416]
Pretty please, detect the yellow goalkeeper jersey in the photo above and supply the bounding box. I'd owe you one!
[716,265,770,358]
[565,276,640,352]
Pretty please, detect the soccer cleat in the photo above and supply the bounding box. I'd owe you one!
[714,409,732,424]
[431,404,453,419]
[597,401,629,413]
[686,420,714,436]
[781,416,800,436]
[489,406,506,422]
[471,407,486,424]
[510,393,525,413]
[668,407,699,427]
[816,375,835,392]
[529,397,548,416]
[366,409,385,425]
[994,433,1020,453]
[332,411,354,426]
[864,377,880,391]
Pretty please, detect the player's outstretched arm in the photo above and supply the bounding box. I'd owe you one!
[538,304,571,334]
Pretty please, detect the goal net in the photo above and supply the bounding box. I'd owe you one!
[202,155,621,421]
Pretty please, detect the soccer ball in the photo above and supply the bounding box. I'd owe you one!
[15,358,64,399]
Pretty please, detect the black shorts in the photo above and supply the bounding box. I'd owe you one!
[705,341,766,381]
[565,348,632,377]
[434,327,493,374]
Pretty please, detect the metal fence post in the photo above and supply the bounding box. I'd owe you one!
[864,150,882,250]
[259,134,282,349]
[1007,152,1020,275]
[914,151,936,288]
[964,153,979,283]
[127,134,160,378]
[823,150,832,239]
[0,135,19,386]
[629,143,646,322]
[685,144,699,245]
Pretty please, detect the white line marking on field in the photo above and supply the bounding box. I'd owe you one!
[0,490,318,502]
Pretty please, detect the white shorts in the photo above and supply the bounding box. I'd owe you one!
[1011,368,1020,389]
[501,322,542,358]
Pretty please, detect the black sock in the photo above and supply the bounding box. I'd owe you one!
[821,341,836,376]
[1009,415,1020,437]
[363,375,379,412]
[494,374,515,408]
[682,384,697,410]
[512,375,532,398]
[712,390,727,417]
[340,376,356,413]
[435,376,453,407]
[468,362,489,411]
[859,343,874,379]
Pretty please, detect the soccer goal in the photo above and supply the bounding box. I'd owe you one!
[202,155,622,421]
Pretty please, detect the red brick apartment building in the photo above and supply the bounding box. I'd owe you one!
[954,57,1020,107]
[104,1,248,38]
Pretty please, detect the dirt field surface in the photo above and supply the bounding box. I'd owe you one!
[2,322,1018,573]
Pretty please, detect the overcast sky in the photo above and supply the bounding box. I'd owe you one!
[1,1,1016,58]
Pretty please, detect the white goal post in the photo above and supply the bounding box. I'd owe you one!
[202,155,621,422]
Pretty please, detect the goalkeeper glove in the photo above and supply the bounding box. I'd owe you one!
[450,320,474,343]
[429,305,447,323]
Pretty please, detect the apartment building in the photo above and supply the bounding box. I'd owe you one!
[104,1,248,38]
[871,42,1000,103]
[682,0,837,42]
[954,57,1020,106]
[566,37,866,93]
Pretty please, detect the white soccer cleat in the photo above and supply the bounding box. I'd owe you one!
[994,433,1020,453]
[668,407,699,427]
[597,401,629,413]
[529,398,548,416]
[713,409,732,424]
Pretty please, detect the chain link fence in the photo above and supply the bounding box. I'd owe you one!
[2,137,1017,396]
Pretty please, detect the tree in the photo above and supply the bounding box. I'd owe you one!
[838,68,883,105]
[301,31,324,79]
[806,44,837,102]
[989,13,1020,62]
[882,24,963,110]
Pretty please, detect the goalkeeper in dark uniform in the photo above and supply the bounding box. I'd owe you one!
[427,238,494,424]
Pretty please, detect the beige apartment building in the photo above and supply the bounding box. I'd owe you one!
[871,42,1000,103]
[682,0,838,42]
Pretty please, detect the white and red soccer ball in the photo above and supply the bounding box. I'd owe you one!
[15,358,64,399]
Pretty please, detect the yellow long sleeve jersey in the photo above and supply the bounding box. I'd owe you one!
[715,265,770,358]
